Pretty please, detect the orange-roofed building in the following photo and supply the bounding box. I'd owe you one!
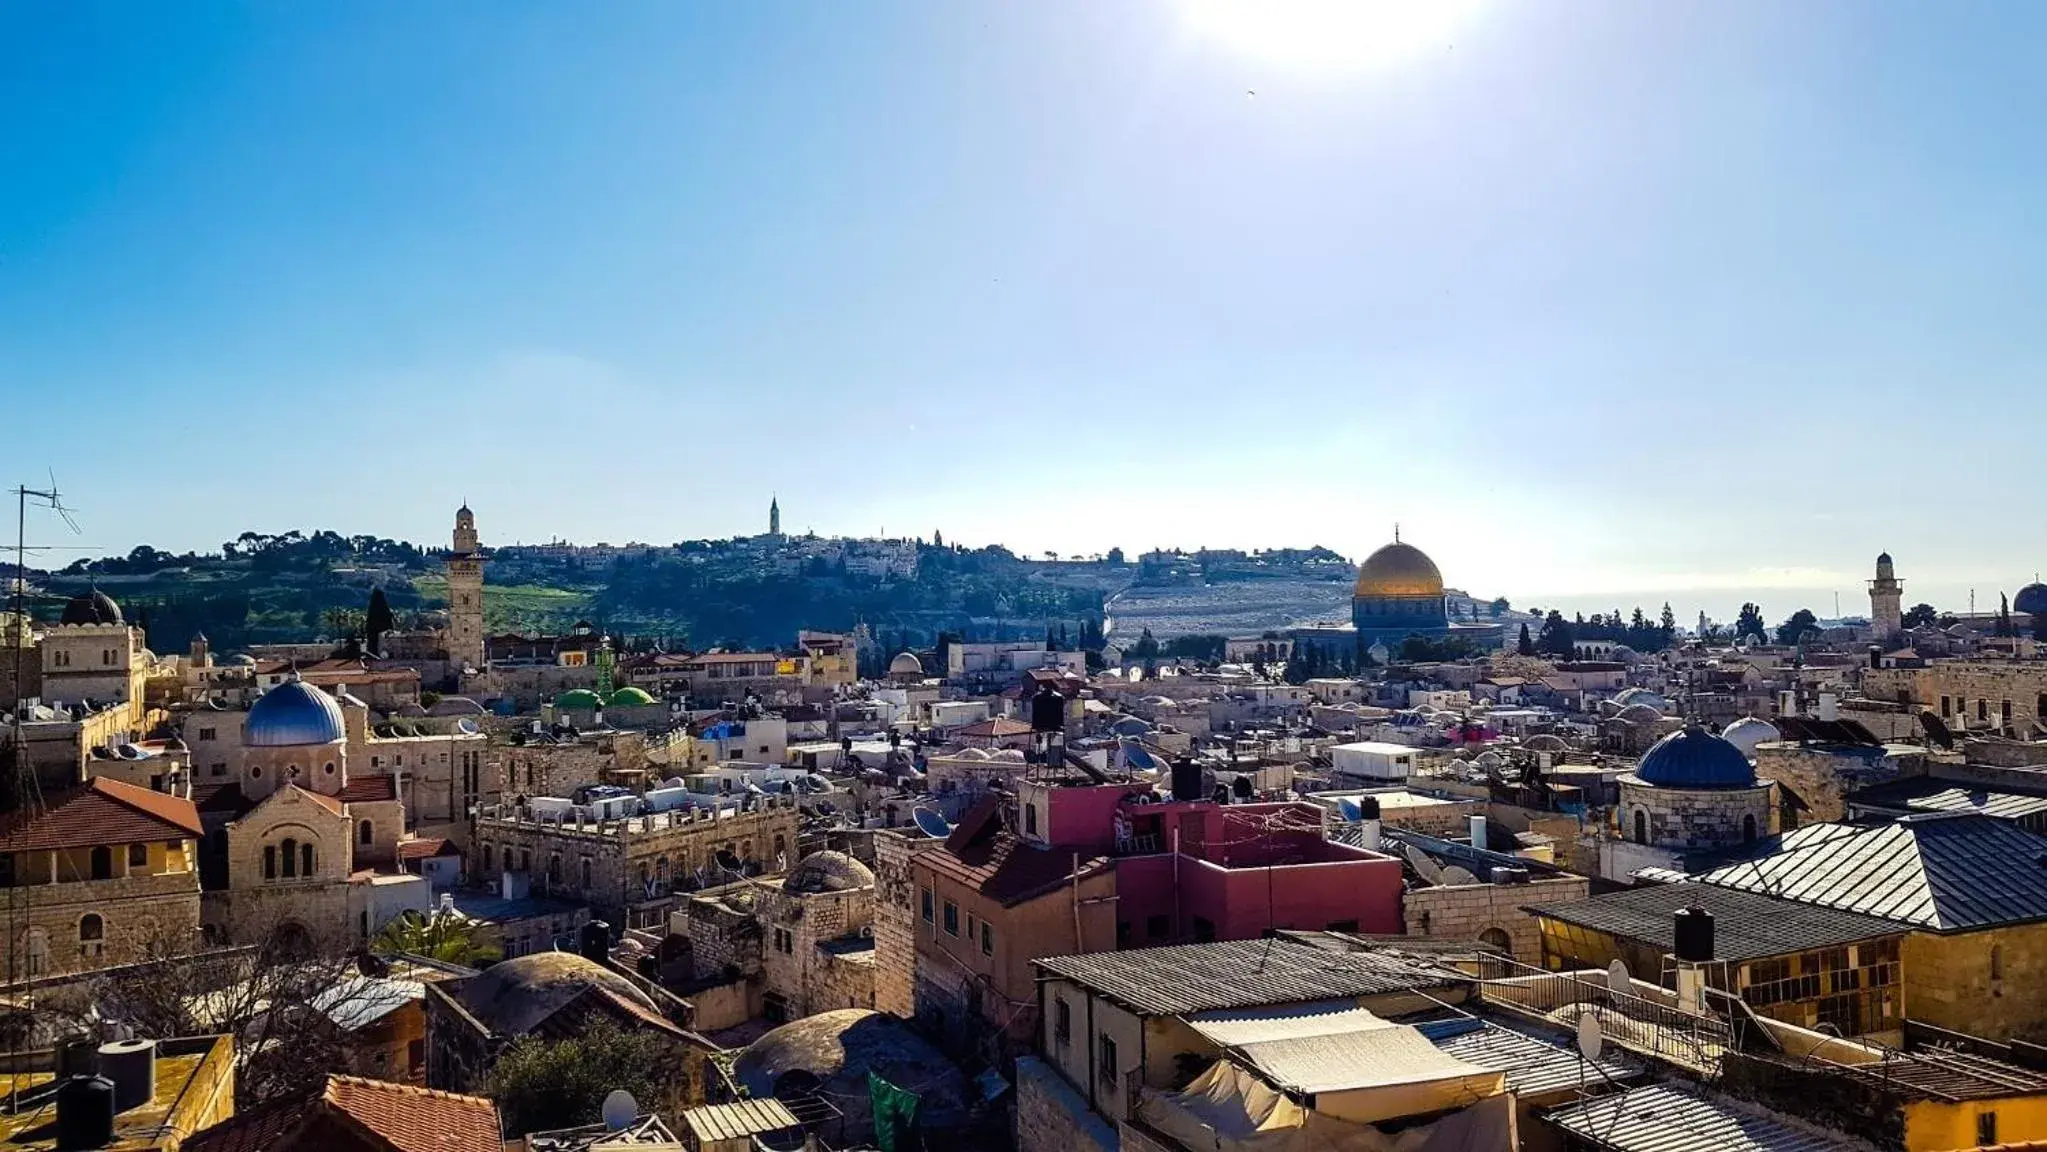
[184,1074,502,1152]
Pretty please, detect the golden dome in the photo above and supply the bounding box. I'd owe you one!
[1354,541,1445,599]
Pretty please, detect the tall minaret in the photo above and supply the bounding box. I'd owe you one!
[1870,551,1904,641]
[768,495,782,539]
[447,504,486,670]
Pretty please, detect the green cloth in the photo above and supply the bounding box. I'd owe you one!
[869,1070,923,1152]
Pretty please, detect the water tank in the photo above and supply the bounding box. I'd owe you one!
[96,1039,155,1114]
[580,920,611,964]
[1170,757,1201,802]
[1673,906,1715,963]
[1030,686,1065,733]
[1353,794,1381,820]
[1230,774,1253,800]
[55,1074,116,1151]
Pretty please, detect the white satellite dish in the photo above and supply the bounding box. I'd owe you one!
[601,1089,639,1131]
[1607,958,1632,995]
[1402,843,1446,885]
[1576,1012,1603,1061]
[1439,865,1481,887]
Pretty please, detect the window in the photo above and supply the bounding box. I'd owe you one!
[1941,695,1952,718]
[482,845,494,872]
[1992,944,2005,982]
[1979,699,1989,722]
[2004,700,2014,724]
[1054,998,1072,1043]
[583,858,594,889]
[128,843,147,868]
[198,727,217,742]
[408,1039,425,1076]
[1193,917,1216,943]
[264,846,277,879]
[102,648,115,665]
[210,762,226,777]
[301,842,315,877]
[981,921,993,956]
[1743,814,1757,843]
[79,914,104,955]
[249,765,261,779]
[1146,915,1170,939]
[1633,809,1648,845]
[1098,1035,1119,1085]
[359,820,374,845]
[921,887,934,923]
[1024,804,1037,836]
[521,849,532,872]
[547,853,561,886]
[1980,1113,1999,1146]
[89,846,112,881]
[943,900,959,936]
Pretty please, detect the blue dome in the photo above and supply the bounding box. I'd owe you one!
[1634,725,1756,789]
[246,677,346,747]
[2016,583,2047,617]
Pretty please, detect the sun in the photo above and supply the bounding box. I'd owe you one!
[1180,0,1486,76]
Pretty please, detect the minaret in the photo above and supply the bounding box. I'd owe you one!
[446,504,486,671]
[1869,551,1904,641]
[769,495,782,539]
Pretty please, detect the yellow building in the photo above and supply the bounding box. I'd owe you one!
[0,1034,235,1152]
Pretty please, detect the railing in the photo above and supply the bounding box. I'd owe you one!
[1474,954,1731,1072]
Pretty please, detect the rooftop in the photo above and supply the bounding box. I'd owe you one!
[1847,776,2047,822]
[0,776,203,852]
[0,1036,230,1152]
[1419,1015,1643,1097]
[1033,938,1460,1016]
[1545,1082,1856,1152]
[183,1074,502,1152]
[1527,883,1906,963]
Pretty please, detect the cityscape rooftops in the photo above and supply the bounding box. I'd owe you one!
[1033,938,1459,1016]
[1526,883,1905,963]
[0,776,203,852]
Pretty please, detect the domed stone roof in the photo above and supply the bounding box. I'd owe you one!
[456,952,656,1037]
[785,850,875,895]
[1721,717,1782,759]
[734,1010,968,1133]
[554,688,605,711]
[60,589,123,626]
[606,686,657,708]
[246,676,346,747]
[1354,542,1444,599]
[1613,687,1668,712]
[888,651,924,676]
[1616,703,1664,725]
[2017,583,2047,617]
[1522,734,1570,753]
[1633,725,1757,789]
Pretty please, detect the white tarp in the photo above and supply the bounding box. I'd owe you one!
[1138,1060,1516,1152]
[1185,1002,1400,1048]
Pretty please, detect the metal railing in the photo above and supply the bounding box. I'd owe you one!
[1473,954,1731,1072]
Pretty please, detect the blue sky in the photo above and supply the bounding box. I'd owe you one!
[3,1,2043,623]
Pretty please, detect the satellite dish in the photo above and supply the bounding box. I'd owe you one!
[1337,798,1363,822]
[1919,710,1954,750]
[601,1089,638,1131]
[1577,1012,1603,1061]
[1607,958,1632,995]
[913,808,953,839]
[1402,843,1446,885]
[1440,865,1481,887]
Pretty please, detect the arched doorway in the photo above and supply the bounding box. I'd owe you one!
[1478,927,1514,959]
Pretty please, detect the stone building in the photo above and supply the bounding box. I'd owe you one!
[870,828,940,1019]
[445,504,486,673]
[472,797,799,931]
[1598,725,1777,882]
[752,851,876,1020]
[1870,551,1905,642]
[1862,660,2047,739]
[497,728,649,800]
[0,776,204,978]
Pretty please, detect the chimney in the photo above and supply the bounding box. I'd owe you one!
[1468,813,1488,850]
[1818,693,1838,722]
[1357,818,1382,852]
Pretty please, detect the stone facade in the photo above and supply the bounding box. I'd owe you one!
[1862,662,2047,737]
[1753,743,1904,824]
[1014,1055,1118,1152]
[1402,874,1589,963]
[754,875,875,1019]
[10,854,202,978]
[871,830,940,1020]
[497,731,648,800]
[445,507,486,672]
[1619,778,1775,852]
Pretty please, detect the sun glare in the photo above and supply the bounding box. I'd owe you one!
[1181,0,1485,76]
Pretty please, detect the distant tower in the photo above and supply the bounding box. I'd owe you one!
[1870,551,1904,640]
[769,495,782,539]
[446,504,486,670]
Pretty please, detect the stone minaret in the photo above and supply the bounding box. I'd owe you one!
[769,495,782,538]
[447,505,486,670]
[1870,551,1904,640]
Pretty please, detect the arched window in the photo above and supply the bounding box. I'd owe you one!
[281,838,298,878]
[79,914,104,942]
[1992,944,2006,981]
[264,845,277,879]
[656,856,671,883]
[90,846,113,880]
[581,858,593,890]
[1742,814,1758,843]
[359,820,374,845]
[1632,810,1648,845]
[482,844,495,872]
[302,843,315,877]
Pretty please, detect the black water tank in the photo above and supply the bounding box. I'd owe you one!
[1354,795,1382,820]
[580,920,611,964]
[1231,775,1253,799]
[1673,905,1715,962]
[56,1074,116,1151]
[1868,644,1883,670]
[1030,685,1064,733]
[1170,756,1201,802]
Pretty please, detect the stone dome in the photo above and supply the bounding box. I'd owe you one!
[456,952,656,1037]
[1522,734,1570,753]
[785,850,875,895]
[1615,703,1664,725]
[1721,716,1782,759]
[59,589,123,627]
[734,1010,968,1134]
[245,676,346,747]
[1613,687,1668,713]
[888,651,924,676]
[554,688,605,711]
[1633,725,1757,789]
[606,686,657,708]
[2017,583,2047,617]
[1354,542,1445,599]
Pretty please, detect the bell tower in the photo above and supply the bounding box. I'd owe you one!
[447,504,486,670]
[1869,551,1904,641]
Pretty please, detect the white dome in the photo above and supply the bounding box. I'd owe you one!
[888,651,924,676]
[1721,717,1782,759]
[991,748,1026,763]
[955,747,990,762]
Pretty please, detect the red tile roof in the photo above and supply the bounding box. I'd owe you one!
[185,1075,502,1152]
[337,774,399,803]
[922,797,1109,907]
[397,837,458,861]
[0,777,203,852]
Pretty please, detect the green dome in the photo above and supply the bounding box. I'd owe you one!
[554,688,605,711]
[606,686,657,708]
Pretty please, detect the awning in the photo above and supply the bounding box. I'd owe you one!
[1231,1027,1504,1113]
[1185,1001,1399,1048]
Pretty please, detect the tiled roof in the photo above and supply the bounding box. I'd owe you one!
[922,797,1109,907]
[338,774,399,803]
[0,777,202,852]
[322,1074,503,1151]
[1033,939,1460,1016]
[1847,777,2047,822]
[397,837,458,861]
[1526,883,1905,963]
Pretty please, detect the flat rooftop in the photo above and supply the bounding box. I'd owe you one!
[0,1038,227,1151]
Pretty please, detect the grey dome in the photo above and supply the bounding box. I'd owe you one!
[785,851,875,895]
[60,589,123,626]
[457,952,656,1037]
[1721,717,1781,759]
[245,677,346,747]
[888,651,923,676]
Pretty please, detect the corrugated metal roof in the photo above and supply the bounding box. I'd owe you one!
[1544,1082,1857,1152]
[1229,1026,1501,1097]
[1033,940,1459,1016]
[1185,1001,1396,1047]
[1697,813,2047,931]
[681,1097,800,1142]
[1422,1017,1644,1097]
[1526,883,1904,962]
[1847,777,2047,822]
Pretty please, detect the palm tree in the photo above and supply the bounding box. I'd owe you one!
[376,909,501,966]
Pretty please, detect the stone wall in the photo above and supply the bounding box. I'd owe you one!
[1905,921,2047,1043]
[1863,663,2047,736]
[1621,780,1774,850]
[1403,874,1590,964]
[1014,1055,1118,1152]
[1753,744,1900,824]
[10,871,202,977]
[870,831,934,1019]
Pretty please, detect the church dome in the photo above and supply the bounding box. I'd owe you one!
[888,651,924,677]
[1721,717,1781,759]
[606,686,657,708]
[785,850,875,895]
[1633,724,1756,789]
[2016,583,2047,617]
[1354,542,1445,599]
[246,677,346,747]
[554,689,605,711]
[60,589,123,627]
[457,952,656,1037]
